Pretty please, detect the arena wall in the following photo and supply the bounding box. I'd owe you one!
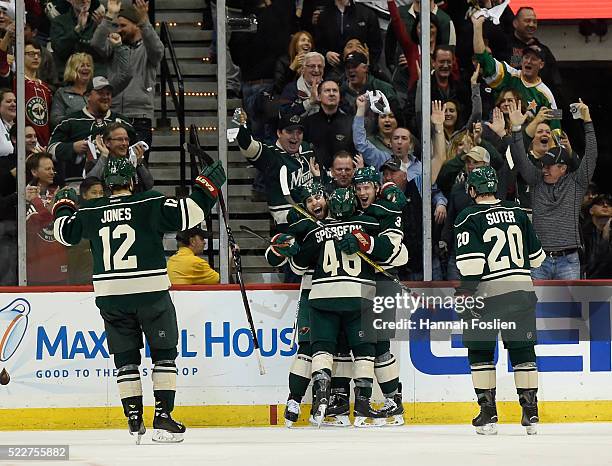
[0,283,611,430]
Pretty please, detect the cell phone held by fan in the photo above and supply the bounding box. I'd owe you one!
[549,108,563,120]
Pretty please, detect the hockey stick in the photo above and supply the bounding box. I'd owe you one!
[240,224,301,350]
[187,126,266,375]
[288,202,414,295]
[239,225,271,244]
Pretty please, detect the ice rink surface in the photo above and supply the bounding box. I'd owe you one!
[1,424,612,466]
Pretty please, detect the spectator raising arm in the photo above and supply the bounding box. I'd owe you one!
[352,94,392,170]
[106,33,133,95]
[507,100,541,187]
[431,100,446,185]
[571,99,597,188]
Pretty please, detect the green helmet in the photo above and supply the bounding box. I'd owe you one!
[466,166,498,195]
[290,182,326,204]
[329,187,355,219]
[353,166,380,186]
[104,157,136,188]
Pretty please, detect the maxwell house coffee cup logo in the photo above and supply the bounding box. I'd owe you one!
[0,298,30,385]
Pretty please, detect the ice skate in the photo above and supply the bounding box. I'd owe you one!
[284,398,301,428]
[472,389,498,435]
[310,373,331,428]
[127,412,146,445]
[353,388,385,428]
[380,383,404,426]
[320,392,350,427]
[520,389,539,435]
[152,400,186,443]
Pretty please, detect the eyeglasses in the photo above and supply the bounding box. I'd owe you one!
[25,51,41,58]
[304,64,323,69]
[108,137,130,142]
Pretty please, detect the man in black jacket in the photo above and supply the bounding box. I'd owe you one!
[303,80,355,170]
[315,0,382,72]
[508,6,562,94]
[582,194,612,279]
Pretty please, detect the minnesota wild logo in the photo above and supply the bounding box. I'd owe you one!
[26,96,47,126]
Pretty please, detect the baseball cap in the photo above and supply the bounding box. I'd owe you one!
[591,193,612,207]
[380,158,402,172]
[278,113,304,131]
[461,146,491,164]
[344,51,368,68]
[540,146,572,166]
[87,76,113,93]
[522,45,545,61]
[176,226,207,245]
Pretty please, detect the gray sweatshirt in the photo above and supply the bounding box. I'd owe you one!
[509,121,597,251]
[91,19,164,121]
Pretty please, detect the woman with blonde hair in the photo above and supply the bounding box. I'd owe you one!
[50,34,132,127]
[273,31,314,94]
[50,53,93,127]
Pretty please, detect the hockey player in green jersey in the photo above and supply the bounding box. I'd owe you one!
[353,166,409,426]
[323,167,409,426]
[235,109,314,232]
[264,183,328,427]
[285,187,393,427]
[53,157,226,443]
[454,166,546,435]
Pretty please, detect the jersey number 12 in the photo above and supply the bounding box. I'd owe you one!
[99,224,137,271]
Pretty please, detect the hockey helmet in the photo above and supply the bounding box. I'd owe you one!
[329,187,356,219]
[353,166,380,187]
[290,182,326,204]
[466,166,498,195]
[104,157,136,188]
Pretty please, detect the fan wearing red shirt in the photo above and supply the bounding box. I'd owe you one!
[0,38,53,145]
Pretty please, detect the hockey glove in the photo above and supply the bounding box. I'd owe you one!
[195,161,226,199]
[52,187,78,217]
[380,182,407,209]
[338,229,373,255]
[270,233,299,257]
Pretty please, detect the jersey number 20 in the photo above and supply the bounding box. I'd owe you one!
[483,225,524,271]
[99,225,137,271]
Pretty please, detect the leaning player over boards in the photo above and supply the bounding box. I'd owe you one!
[52,157,226,443]
[285,188,393,427]
[454,166,545,435]
[264,183,329,427]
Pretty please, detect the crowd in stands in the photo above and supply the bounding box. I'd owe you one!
[0,0,610,286]
[225,0,608,282]
[0,0,162,286]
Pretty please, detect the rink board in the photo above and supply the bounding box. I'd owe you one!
[0,282,611,429]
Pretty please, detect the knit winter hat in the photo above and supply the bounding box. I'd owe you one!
[118,5,140,24]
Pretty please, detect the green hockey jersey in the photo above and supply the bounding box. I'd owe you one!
[475,51,559,129]
[237,126,314,230]
[454,200,545,298]
[54,189,215,307]
[47,108,136,162]
[362,199,408,269]
[265,206,317,289]
[291,214,391,312]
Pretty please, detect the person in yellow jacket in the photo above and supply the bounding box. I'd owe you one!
[168,227,219,285]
